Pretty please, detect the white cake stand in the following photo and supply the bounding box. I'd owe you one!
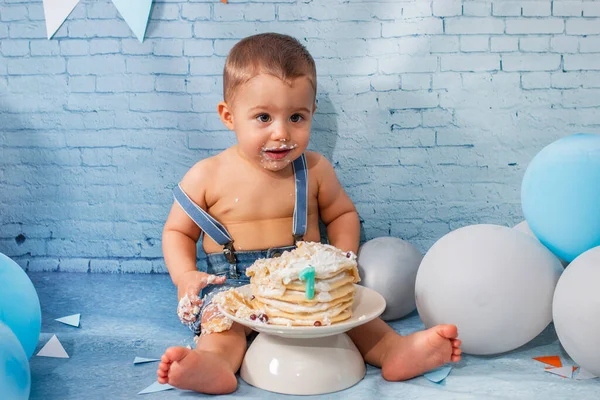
[219,284,386,395]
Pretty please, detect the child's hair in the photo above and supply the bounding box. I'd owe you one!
[223,33,317,103]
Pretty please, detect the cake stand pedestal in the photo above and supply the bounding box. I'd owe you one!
[220,285,386,395]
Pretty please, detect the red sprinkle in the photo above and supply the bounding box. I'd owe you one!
[250,295,255,300]
[258,313,269,323]
[249,314,257,320]
[314,321,322,326]
[346,252,351,258]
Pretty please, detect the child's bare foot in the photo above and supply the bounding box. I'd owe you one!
[381,324,462,381]
[156,346,237,394]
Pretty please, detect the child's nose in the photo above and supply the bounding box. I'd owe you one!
[270,123,290,141]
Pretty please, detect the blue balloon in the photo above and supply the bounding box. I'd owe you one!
[521,133,600,262]
[0,253,42,359]
[0,321,31,400]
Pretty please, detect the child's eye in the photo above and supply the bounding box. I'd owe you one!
[257,114,271,123]
[290,114,303,123]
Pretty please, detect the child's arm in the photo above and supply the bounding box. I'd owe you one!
[312,153,361,254]
[162,160,225,299]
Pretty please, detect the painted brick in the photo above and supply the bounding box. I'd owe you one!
[522,1,552,16]
[131,93,192,112]
[460,35,490,52]
[583,1,600,16]
[521,72,551,89]
[432,0,463,16]
[1,39,29,56]
[401,2,432,17]
[564,54,600,70]
[278,4,375,21]
[491,36,519,52]
[463,1,492,16]
[96,75,154,93]
[550,36,580,53]
[68,55,126,75]
[441,54,500,71]
[87,2,119,19]
[430,36,460,53]
[445,17,505,34]
[379,55,437,74]
[580,36,600,52]
[492,1,522,16]
[519,36,550,52]
[562,88,600,107]
[566,18,600,34]
[181,4,212,21]
[382,18,443,36]
[502,54,561,71]
[89,39,120,55]
[153,39,183,56]
[151,4,180,21]
[370,75,401,91]
[7,57,65,74]
[184,39,213,56]
[60,40,89,56]
[400,74,431,90]
[1,6,28,22]
[553,1,583,16]
[30,40,59,56]
[506,18,564,34]
[126,57,188,74]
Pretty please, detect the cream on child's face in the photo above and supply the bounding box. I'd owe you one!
[229,73,315,172]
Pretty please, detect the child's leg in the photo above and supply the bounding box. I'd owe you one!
[157,308,248,394]
[347,318,462,381]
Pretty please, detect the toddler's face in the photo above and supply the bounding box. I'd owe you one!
[227,73,316,172]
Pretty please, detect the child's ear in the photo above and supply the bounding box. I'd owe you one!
[312,102,317,114]
[217,101,234,130]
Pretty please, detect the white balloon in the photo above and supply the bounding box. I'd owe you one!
[357,237,423,321]
[553,246,600,377]
[514,220,568,267]
[415,224,563,355]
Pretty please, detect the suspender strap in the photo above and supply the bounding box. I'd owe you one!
[292,153,308,243]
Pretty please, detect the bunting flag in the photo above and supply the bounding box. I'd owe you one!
[42,0,80,39]
[111,0,154,43]
[42,0,154,43]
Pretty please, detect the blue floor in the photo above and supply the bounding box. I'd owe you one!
[29,272,599,399]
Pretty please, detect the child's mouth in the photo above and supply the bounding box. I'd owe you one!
[262,145,297,160]
[264,149,292,160]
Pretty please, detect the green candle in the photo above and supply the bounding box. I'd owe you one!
[299,266,316,300]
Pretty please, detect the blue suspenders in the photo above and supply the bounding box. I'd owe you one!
[173,154,308,275]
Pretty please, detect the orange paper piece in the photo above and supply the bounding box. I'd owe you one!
[533,356,562,368]
[221,0,227,3]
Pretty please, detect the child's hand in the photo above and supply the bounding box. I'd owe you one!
[176,271,226,324]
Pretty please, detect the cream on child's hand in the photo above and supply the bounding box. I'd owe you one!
[176,271,226,324]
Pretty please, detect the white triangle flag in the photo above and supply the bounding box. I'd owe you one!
[138,381,174,395]
[42,0,80,39]
[56,313,80,327]
[575,368,597,380]
[134,357,160,364]
[37,335,69,358]
[545,366,573,379]
[111,0,153,42]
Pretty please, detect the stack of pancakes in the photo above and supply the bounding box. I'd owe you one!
[214,241,361,327]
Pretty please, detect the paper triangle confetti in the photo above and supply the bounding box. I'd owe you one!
[134,357,160,365]
[42,0,80,39]
[55,313,80,327]
[138,381,175,395]
[575,368,597,380]
[533,356,562,368]
[424,365,452,383]
[111,0,153,42]
[37,335,69,358]
[545,366,574,379]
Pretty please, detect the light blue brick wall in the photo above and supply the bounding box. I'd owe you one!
[1,0,599,272]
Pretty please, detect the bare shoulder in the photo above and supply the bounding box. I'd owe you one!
[178,153,224,206]
[304,151,335,180]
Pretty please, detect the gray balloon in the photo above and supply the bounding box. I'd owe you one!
[357,237,423,321]
[553,246,600,377]
[415,224,563,355]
